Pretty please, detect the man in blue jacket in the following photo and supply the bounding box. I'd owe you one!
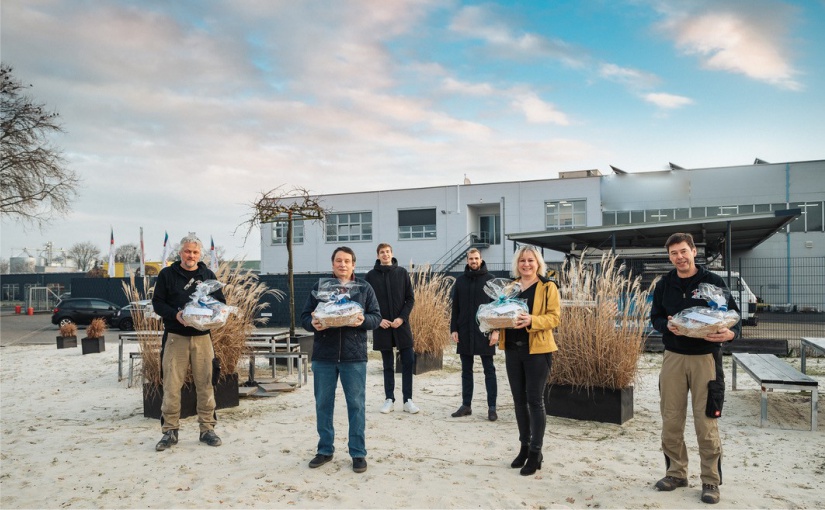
[650,233,740,505]
[301,246,381,474]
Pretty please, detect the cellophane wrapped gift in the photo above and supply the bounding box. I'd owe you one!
[476,278,529,333]
[311,279,364,328]
[668,283,740,338]
[180,279,238,331]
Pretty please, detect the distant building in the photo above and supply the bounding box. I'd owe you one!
[260,159,824,275]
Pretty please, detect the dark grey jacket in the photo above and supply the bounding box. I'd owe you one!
[300,277,382,362]
[365,258,415,351]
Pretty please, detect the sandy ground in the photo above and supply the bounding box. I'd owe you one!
[0,343,823,510]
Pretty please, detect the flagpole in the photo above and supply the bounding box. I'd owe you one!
[108,227,115,278]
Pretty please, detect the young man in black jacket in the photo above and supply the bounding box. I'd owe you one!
[365,243,418,414]
[650,233,740,505]
[152,233,226,451]
[449,248,498,421]
[301,246,382,473]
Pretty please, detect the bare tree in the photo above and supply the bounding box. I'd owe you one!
[0,64,80,226]
[67,241,101,272]
[116,243,141,263]
[238,186,328,336]
[0,258,9,274]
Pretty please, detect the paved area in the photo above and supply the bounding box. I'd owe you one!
[1,312,62,346]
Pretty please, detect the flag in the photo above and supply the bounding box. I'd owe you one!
[209,236,219,272]
[160,231,169,267]
[139,227,146,277]
[108,228,115,278]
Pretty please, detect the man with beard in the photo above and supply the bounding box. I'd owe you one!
[449,248,498,421]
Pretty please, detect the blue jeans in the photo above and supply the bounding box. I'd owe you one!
[381,347,414,402]
[312,360,367,458]
[459,354,497,408]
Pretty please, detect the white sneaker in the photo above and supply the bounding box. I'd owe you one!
[380,399,394,414]
[403,400,420,414]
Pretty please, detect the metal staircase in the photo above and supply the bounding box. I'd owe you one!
[432,233,489,273]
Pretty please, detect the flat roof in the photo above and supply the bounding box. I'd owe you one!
[507,209,802,254]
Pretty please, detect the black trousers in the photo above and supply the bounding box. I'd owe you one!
[505,344,552,452]
[459,354,497,408]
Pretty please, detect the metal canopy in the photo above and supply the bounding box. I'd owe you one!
[507,209,801,255]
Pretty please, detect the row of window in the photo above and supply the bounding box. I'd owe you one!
[269,199,823,246]
[271,208,503,245]
[602,201,824,232]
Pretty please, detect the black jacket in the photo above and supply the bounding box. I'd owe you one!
[450,261,495,356]
[365,258,415,351]
[650,265,741,355]
[152,261,225,336]
[300,276,382,362]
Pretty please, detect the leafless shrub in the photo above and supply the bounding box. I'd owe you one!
[59,322,77,337]
[549,253,656,390]
[85,317,107,339]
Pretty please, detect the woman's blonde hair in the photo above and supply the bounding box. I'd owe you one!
[510,245,547,278]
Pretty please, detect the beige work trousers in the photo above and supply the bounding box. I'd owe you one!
[161,332,216,433]
[659,350,722,485]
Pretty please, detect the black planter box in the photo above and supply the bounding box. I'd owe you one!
[81,336,105,354]
[143,373,240,419]
[396,350,443,375]
[545,384,633,425]
[56,336,77,349]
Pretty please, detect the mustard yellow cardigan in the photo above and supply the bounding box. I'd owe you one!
[497,277,561,354]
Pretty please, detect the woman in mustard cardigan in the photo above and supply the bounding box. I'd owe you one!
[490,245,560,476]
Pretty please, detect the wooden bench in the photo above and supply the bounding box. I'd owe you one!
[732,353,818,431]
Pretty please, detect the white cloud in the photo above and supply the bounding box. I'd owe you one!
[599,63,661,90]
[511,93,570,125]
[449,5,587,67]
[643,92,694,109]
[655,1,802,90]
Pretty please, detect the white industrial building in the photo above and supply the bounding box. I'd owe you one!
[260,158,824,276]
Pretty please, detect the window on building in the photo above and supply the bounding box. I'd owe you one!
[546,200,586,230]
[616,211,630,225]
[398,208,436,239]
[326,211,372,242]
[271,214,304,245]
[602,212,616,226]
[479,214,501,244]
[675,208,690,220]
[791,201,824,232]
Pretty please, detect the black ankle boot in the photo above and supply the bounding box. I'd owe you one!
[511,444,529,468]
[520,451,543,476]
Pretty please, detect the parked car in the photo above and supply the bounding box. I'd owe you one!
[51,298,120,327]
[110,300,157,331]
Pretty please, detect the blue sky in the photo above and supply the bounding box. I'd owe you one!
[2,0,823,263]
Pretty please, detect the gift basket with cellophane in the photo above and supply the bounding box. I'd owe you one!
[668,283,740,338]
[311,279,364,328]
[476,278,529,333]
[181,279,238,331]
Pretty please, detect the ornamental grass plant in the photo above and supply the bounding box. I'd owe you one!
[59,322,77,338]
[85,317,107,339]
[549,253,657,390]
[408,265,454,355]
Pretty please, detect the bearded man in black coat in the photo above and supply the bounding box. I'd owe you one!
[449,248,498,421]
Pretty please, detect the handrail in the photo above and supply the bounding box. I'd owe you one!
[432,233,479,268]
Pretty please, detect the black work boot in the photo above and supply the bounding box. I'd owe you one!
[520,451,543,476]
[155,429,178,451]
[199,430,222,447]
[511,443,529,468]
